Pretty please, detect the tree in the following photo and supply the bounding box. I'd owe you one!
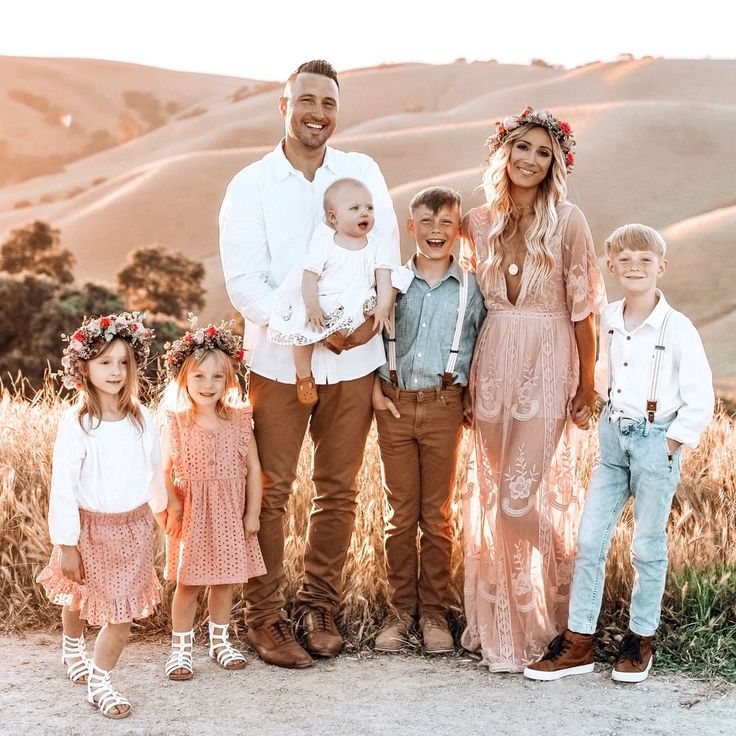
[116,245,205,320]
[0,220,75,285]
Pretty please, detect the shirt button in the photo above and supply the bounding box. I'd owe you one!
[421,322,427,328]
[626,336,631,340]
[417,352,423,358]
[426,293,431,298]
[623,362,628,367]
[413,378,418,384]
[208,459,215,465]
[617,389,622,393]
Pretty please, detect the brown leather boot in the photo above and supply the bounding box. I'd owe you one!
[248,619,313,669]
[523,629,595,681]
[302,606,343,657]
[419,614,454,655]
[612,632,654,682]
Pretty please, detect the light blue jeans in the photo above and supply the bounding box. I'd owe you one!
[568,407,682,636]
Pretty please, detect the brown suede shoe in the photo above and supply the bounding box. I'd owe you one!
[419,614,454,655]
[523,629,595,681]
[374,613,413,653]
[248,619,313,669]
[302,607,343,657]
[612,632,654,683]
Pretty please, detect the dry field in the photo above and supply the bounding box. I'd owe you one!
[1,383,735,679]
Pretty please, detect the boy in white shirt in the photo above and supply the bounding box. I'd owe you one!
[525,224,714,683]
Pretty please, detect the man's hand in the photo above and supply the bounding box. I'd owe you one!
[60,545,85,584]
[342,318,379,350]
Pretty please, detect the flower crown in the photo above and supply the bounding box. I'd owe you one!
[60,312,153,390]
[486,106,576,174]
[164,315,245,379]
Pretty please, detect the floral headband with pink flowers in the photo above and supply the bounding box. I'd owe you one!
[60,312,153,389]
[486,106,576,174]
[163,315,245,379]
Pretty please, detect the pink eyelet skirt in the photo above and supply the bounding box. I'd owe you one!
[36,503,161,626]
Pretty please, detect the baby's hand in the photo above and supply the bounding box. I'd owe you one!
[243,513,260,537]
[305,305,329,332]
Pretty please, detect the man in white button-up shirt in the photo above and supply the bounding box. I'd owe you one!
[525,224,714,684]
[219,60,405,669]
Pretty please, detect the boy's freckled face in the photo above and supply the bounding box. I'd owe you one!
[608,248,667,295]
[409,205,462,263]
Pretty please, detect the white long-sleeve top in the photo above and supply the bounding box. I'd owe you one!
[219,141,412,385]
[594,291,714,448]
[48,405,167,545]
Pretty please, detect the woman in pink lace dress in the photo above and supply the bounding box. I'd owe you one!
[461,108,606,672]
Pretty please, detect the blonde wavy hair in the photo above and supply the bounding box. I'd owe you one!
[480,123,569,295]
[75,337,144,432]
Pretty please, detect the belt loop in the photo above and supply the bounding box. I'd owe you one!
[435,386,441,402]
[642,420,650,437]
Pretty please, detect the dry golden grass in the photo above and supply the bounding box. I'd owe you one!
[1,382,735,674]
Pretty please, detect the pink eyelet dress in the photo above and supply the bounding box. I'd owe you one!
[164,406,266,585]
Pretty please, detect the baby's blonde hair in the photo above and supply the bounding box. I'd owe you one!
[605,224,667,259]
[174,348,242,419]
[323,178,371,230]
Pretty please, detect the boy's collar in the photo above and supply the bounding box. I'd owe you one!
[612,290,671,331]
[406,254,462,284]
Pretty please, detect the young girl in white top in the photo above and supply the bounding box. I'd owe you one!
[37,313,177,720]
[161,320,266,681]
[267,178,393,405]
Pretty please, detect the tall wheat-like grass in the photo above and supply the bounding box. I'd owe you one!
[1,382,734,676]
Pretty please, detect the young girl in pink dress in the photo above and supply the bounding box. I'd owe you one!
[37,312,175,720]
[161,319,266,680]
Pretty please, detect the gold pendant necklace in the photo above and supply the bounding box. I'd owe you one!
[508,203,532,276]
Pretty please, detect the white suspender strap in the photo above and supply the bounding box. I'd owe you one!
[646,308,673,422]
[387,303,399,385]
[442,269,469,388]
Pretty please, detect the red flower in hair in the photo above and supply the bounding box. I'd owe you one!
[521,107,532,118]
[131,323,139,331]
[184,334,193,343]
[566,152,575,166]
[237,349,245,363]
[72,330,84,342]
[100,317,111,329]
[559,121,572,135]
[206,326,217,337]
[496,123,505,136]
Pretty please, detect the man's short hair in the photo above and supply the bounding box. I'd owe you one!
[286,60,339,89]
[409,186,462,216]
[605,223,667,259]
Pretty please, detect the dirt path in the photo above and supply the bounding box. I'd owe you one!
[1,633,734,736]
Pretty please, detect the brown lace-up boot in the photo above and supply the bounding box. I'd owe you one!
[612,632,654,682]
[523,629,595,681]
[248,618,313,669]
[302,606,344,657]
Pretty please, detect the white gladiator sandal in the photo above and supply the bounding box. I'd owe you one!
[61,634,90,684]
[87,662,131,719]
[165,629,194,681]
[208,622,247,670]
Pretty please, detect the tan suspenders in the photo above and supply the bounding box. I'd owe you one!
[387,269,469,389]
[607,308,674,422]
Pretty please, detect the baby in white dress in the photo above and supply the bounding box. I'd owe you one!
[267,178,393,405]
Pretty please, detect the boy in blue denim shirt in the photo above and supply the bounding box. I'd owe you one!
[372,187,486,654]
[525,224,714,683]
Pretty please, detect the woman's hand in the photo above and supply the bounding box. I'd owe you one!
[570,385,596,430]
[60,545,85,584]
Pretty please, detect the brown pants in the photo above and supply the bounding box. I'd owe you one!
[375,380,464,617]
[245,371,374,628]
